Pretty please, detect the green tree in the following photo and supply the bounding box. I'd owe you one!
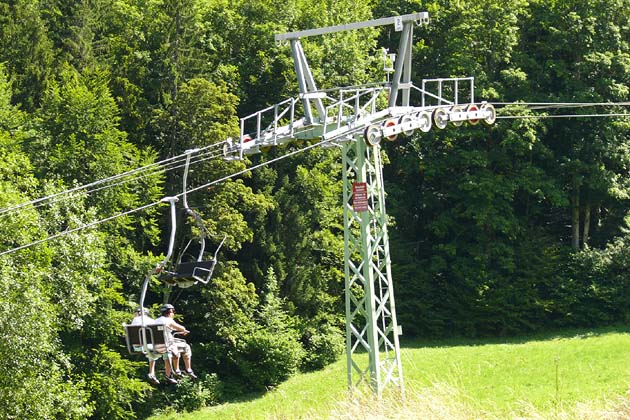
[0,65,94,419]
[0,0,55,110]
[235,267,304,390]
[520,0,630,250]
[31,63,162,275]
[383,0,552,336]
[150,76,240,198]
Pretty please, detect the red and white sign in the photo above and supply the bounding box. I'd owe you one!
[352,182,369,212]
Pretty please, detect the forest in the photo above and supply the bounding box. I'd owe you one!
[1,0,630,418]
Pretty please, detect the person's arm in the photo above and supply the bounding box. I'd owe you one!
[169,320,189,335]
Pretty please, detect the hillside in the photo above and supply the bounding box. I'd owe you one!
[152,327,630,419]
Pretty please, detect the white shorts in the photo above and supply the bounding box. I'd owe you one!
[171,337,192,358]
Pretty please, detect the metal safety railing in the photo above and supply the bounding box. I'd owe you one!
[420,77,475,107]
[223,77,492,159]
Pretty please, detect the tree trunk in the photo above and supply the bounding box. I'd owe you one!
[572,181,580,250]
[583,202,591,248]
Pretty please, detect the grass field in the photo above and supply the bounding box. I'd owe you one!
[153,326,630,419]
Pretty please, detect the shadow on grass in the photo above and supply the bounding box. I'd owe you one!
[216,380,267,405]
[400,323,630,350]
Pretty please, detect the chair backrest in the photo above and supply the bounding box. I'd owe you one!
[123,323,170,356]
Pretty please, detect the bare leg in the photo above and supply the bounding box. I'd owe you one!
[171,354,180,373]
[147,359,160,385]
[164,357,172,376]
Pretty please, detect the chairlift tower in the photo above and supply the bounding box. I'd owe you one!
[223,12,496,397]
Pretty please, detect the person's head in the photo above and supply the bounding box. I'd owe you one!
[160,303,175,316]
[134,307,149,317]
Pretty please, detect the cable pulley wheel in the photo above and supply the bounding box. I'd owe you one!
[417,111,432,132]
[467,104,480,125]
[382,119,398,141]
[480,103,496,125]
[450,105,465,127]
[433,108,448,130]
[364,125,382,146]
[399,115,415,136]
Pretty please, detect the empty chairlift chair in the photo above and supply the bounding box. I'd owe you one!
[158,149,226,288]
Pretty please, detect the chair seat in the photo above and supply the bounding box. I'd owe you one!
[159,260,216,284]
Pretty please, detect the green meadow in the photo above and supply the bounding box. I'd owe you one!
[153,326,630,419]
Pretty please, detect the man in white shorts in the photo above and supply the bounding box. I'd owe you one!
[155,303,197,382]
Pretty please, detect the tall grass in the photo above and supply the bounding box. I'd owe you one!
[324,381,630,420]
[325,383,476,420]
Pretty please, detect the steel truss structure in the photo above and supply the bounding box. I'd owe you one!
[341,135,403,396]
[223,12,496,396]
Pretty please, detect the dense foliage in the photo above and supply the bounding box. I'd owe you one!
[0,0,629,418]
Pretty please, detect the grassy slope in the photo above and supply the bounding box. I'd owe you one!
[154,327,630,419]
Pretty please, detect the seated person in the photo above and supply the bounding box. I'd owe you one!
[155,303,197,380]
[130,307,178,385]
[130,308,160,385]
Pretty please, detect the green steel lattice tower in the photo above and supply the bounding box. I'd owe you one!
[342,134,404,397]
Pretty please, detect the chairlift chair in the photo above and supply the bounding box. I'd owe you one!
[121,196,178,360]
[158,233,226,288]
[123,162,226,373]
[157,149,226,288]
[123,323,171,360]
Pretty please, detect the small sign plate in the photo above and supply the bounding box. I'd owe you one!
[352,182,369,212]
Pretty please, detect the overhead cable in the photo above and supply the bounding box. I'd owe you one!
[0,138,329,257]
[497,113,630,119]
[0,142,226,217]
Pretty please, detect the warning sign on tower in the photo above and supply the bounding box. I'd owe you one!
[352,182,369,212]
